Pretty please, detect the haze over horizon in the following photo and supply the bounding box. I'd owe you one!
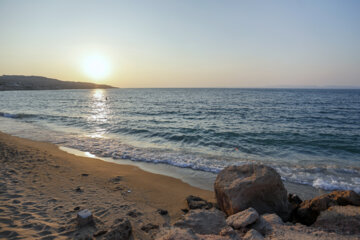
[1,0,359,88]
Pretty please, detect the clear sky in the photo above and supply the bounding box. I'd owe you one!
[0,0,359,88]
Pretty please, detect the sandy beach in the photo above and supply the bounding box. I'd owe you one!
[1,131,360,240]
[0,131,213,239]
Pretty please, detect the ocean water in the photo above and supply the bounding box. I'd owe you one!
[0,88,359,193]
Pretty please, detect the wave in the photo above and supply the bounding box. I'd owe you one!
[0,112,36,119]
[55,134,360,193]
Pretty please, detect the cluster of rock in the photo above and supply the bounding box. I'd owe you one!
[74,164,360,239]
[157,164,360,240]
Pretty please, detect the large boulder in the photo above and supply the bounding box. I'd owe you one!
[295,190,360,225]
[214,164,290,221]
[173,209,227,235]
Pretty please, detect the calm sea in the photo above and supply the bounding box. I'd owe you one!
[0,88,359,192]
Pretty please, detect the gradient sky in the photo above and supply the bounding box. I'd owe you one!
[0,0,359,88]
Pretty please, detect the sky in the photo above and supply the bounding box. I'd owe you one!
[0,0,359,88]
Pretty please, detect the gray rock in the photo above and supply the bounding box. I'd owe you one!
[174,209,227,235]
[295,190,360,225]
[262,213,283,225]
[156,227,199,240]
[251,213,283,236]
[186,195,213,210]
[251,216,269,236]
[219,226,240,239]
[77,209,93,227]
[104,218,132,240]
[214,164,290,221]
[243,229,264,240]
[226,208,259,229]
[313,205,360,235]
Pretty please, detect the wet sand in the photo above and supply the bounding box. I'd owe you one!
[0,131,213,239]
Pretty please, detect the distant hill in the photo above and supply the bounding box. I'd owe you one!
[0,75,115,91]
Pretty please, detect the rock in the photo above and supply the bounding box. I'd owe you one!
[104,218,132,240]
[250,214,282,236]
[288,193,302,205]
[295,190,360,225]
[262,213,283,225]
[157,209,168,215]
[219,226,239,238]
[288,193,303,221]
[313,205,360,235]
[226,207,259,229]
[93,229,107,237]
[181,208,189,214]
[186,195,213,210]
[250,216,269,236]
[141,223,159,233]
[174,209,227,235]
[156,227,199,240]
[214,164,290,221]
[77,209,93,227]
[126,210,142,218]
[109,176,123,183]
[243,229,264,240]
[75,186,83,193]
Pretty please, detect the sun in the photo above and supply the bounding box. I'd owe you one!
[82,54,111,81]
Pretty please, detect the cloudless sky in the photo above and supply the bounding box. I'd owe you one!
[0,0,359,87]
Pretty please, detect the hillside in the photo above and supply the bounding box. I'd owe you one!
[0,75,115,90]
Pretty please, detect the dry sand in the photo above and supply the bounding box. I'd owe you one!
[0,131,213,239]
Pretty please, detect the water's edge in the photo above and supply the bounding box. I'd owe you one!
[59,146,326,200]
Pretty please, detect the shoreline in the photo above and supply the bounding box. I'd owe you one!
[59,146,328,200]
[0,131,213,239]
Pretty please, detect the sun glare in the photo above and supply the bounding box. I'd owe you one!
[82,54,111,81]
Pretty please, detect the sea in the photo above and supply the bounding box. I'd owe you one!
[0,88,359,195]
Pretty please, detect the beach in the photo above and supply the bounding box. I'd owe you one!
[1,131,360,240]
[0,131,213,239]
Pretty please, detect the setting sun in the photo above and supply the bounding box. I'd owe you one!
[82,54,111,81]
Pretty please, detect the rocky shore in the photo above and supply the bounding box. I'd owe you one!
[158,165,360,240]
[1,132,360,239]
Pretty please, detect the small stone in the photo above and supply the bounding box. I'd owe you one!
[243,229,264,240]
[186,195,213,210]
[77,209,93,227]
[93,229,107,237]
[157,209,168,215]
[141,223,159,233]
[81,173,89,177]
[75,187,83,193]
[226,207,259,229]
[219,226,238,237]
[109,176,123,183]
[74,206,80,211]
[181,208,189,214]
[104,218,132,240]
[127,210,142,218]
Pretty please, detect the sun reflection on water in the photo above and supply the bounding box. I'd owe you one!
[87,89,110,138]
